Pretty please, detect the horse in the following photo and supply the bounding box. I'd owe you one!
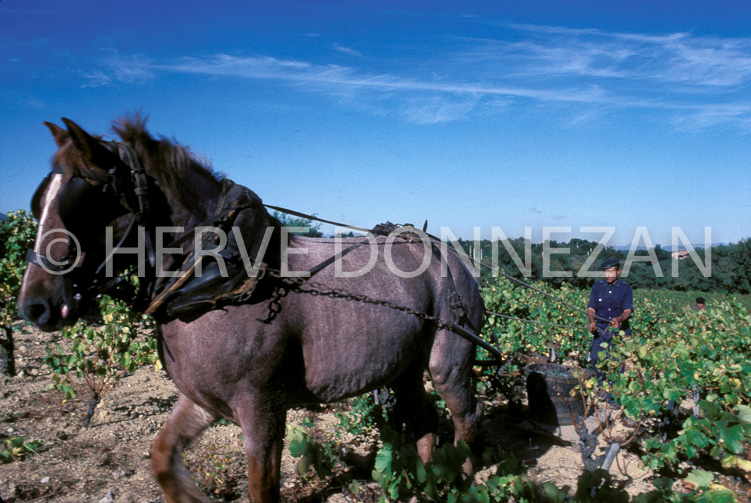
[18,115,485,503]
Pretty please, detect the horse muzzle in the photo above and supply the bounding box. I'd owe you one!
[20,296,68,332]
[18,269,95,331]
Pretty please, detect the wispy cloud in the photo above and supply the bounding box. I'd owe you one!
[332,44,363,58]
[82,49,153,87]
[399,95,482,125]
[83,23,751,128]
[671,103,751,133]
[152,54,608,102]
[486,23,751,89]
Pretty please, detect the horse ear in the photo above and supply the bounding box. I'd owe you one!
[44,121,68,147]
[61,118,116,168]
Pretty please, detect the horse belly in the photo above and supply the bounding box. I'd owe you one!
[299,307,427,402]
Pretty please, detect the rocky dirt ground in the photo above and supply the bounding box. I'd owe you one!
[0,323,658,502]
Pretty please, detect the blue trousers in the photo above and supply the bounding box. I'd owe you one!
[590,327,618,401]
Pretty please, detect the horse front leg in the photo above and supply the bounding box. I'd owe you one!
[151,394,218,503]
[429,334,482,477]
[234,396,287,503]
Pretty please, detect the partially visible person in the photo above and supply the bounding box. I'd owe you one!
[587,258,633,408]
[694,296,706,311]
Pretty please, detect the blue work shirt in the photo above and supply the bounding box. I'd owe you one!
[587,279,634,337]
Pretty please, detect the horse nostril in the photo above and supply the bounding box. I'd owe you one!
[24,302,50,325]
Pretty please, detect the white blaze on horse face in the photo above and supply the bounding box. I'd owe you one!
[19,173,66,304]
[33,173,64,255]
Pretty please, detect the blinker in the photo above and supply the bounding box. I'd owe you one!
[57,176,97,232]
[58,175,125,237]
[31,171,127,238]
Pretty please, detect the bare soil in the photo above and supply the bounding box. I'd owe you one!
[1,324,659,502]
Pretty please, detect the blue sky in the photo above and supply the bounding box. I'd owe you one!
[2,1,750,246]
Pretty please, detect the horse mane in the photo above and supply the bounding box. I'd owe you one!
[111,114,231,217]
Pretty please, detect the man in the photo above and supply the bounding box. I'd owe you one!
[694,296,706,311]
[587,258,633,408]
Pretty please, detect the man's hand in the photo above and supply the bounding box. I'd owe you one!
[587,307,598,334]
[610,317,620,329]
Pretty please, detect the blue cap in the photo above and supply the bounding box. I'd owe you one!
[600,258,620,270]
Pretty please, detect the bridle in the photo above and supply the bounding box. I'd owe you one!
[27,140,157,308]
[27,139,262,315]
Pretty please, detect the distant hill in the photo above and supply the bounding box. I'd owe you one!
[611,244,716,252]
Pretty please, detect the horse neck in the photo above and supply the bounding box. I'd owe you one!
[146,161,226,230]
[146,164,285,271]
[136,147,286,272]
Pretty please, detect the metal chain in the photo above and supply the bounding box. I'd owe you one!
[267,268,596,335]
[265,204,610,325]
[265,269,507,363]
[266,269,457,333]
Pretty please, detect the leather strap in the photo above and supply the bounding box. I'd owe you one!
[25,249,75,273]
[263,204,372,235]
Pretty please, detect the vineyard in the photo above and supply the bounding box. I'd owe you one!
[1,211,750,502]
[480,277,751,501]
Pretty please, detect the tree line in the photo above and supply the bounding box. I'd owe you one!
[465,237,751,294]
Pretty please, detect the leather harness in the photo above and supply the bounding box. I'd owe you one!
[27,144,489,358]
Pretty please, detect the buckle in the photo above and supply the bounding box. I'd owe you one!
[450,291,466,322]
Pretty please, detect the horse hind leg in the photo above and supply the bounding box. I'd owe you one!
[151,394,218,503]
[390,363,439,464]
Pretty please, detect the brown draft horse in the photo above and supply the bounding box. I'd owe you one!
[18,116,485,503]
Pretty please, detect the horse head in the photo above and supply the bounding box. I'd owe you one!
[18,119,139,330]
[19,116,245,330]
